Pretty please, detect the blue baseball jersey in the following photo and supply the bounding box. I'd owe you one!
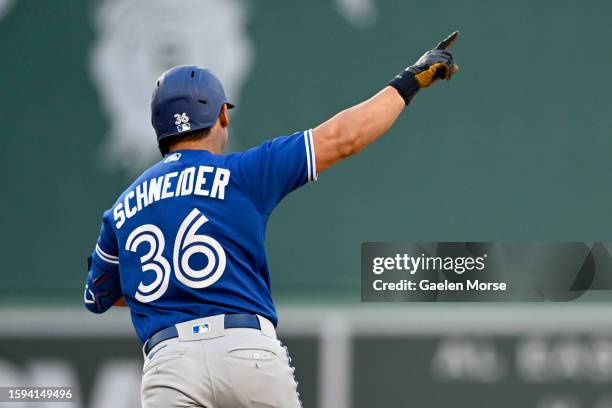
[84,130,317,343]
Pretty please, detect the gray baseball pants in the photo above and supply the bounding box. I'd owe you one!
[141,314,302,408]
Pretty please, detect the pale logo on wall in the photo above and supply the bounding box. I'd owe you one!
[0,0,16,19]
[333,0,378,28]
[90,0,254,173]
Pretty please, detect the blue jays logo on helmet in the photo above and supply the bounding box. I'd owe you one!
[151,65,234,147]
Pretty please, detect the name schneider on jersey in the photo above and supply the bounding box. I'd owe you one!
[113,161,230,229]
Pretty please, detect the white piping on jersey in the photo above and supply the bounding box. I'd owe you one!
[95,243,119,264]
[303,131,312,182]
[84,284,95,304]
[303,129,318,182]
[308,129,317,181]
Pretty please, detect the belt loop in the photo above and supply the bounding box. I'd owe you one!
[257,315,277,339]
[175,315,225,341]
[142,340,150,360]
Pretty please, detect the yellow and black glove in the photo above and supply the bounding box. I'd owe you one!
[389,31,460,104]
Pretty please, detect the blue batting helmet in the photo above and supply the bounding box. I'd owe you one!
[151,65,234,146]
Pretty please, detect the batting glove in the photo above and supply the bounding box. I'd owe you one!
[389,31,460,105]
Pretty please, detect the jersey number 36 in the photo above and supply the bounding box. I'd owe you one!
[125,208,226,303]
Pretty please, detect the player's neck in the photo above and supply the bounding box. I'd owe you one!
[169,138,224,155]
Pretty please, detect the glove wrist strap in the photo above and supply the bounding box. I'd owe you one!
[388,71,420,105]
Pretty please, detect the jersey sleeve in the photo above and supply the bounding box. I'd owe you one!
[84,210,122,314]
[238,129,317,215]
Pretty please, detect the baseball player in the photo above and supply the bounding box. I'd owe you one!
[84,32,460,407]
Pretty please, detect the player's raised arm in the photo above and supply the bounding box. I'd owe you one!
[313,31,460,173]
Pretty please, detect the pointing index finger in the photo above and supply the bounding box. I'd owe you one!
[435,30,460,50]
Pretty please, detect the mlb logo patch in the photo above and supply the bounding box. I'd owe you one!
[177,122,191,133]
[192,323,210,334]
[163,152,181,163]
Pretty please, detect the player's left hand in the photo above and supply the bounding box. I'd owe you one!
[113,297,127,307]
